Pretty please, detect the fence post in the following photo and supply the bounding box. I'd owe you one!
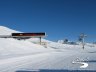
[40,37,41,45]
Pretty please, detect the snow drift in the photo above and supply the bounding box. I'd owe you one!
[0,26,53,59]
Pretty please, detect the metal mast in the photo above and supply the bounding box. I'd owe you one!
[79,33,87,49]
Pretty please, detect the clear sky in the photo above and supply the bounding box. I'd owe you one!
[0,0,96,42]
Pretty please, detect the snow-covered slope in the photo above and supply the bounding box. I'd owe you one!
[0,26,19,35]
[0,26,54,59]
[0,26,96,72]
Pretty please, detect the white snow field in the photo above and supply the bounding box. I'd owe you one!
[0,26,96,72]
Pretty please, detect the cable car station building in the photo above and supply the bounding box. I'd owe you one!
[0,32,46,45]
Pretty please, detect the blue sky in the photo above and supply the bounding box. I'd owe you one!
[0,0,96,42]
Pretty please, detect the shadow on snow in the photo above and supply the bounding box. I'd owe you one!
[16,69,96,72]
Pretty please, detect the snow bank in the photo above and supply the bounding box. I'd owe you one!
[0,26,53,59]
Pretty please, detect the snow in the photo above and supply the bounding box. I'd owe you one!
[0,26,96,72]
[0,26,19,35]
[72,60,89,68]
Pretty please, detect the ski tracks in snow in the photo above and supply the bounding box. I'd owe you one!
[0,52,50,72]
[72,61,88,68]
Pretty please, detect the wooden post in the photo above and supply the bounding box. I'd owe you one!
[40,37,41,45]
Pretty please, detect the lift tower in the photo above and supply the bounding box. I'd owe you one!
[79,33,87,49]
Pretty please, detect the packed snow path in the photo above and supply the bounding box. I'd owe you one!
[0,48,96,72]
